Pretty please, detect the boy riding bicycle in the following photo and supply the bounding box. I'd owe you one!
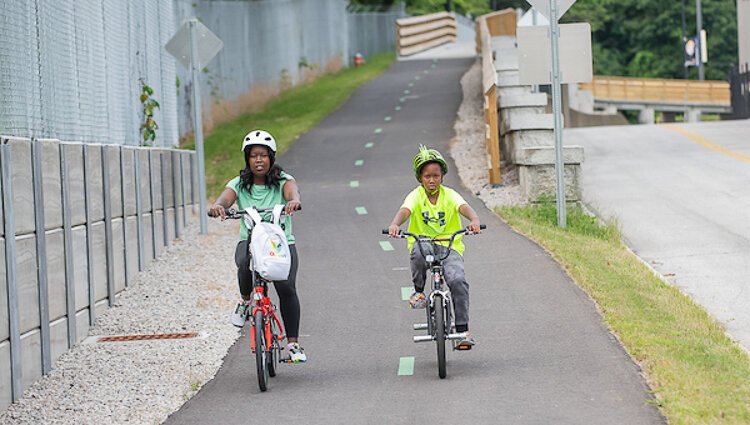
[387,145,482,349]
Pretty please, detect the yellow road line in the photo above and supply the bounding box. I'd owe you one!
[662,124,750,164]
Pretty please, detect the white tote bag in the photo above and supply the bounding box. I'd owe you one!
[247,205,292,281]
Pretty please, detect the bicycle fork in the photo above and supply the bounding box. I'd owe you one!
[413,275,465,343]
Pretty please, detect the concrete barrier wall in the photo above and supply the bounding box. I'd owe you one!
[0,136,197,409]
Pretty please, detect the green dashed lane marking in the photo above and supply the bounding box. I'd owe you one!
[401,287,412,301]
[349,180,359,188]
[399,98,406,103]
[355,206,368,215]
[423,70,429,74]
[384,116,391,122]
[355,159,364,166]
[398,357,415,376]
[374,128,382,134]
[408,82,414,87]
[395,106,401,111]
[431,64,436,68]
[404,90,410,94]
[379,241,394,251]
[415,76,421,80]
[365,142,374,148]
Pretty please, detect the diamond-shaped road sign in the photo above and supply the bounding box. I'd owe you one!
[525,0,576,21]
[165,20,223,69]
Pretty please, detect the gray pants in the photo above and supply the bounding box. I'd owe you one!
[410,243,470,327]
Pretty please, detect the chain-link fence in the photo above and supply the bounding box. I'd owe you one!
[0,0,179,147]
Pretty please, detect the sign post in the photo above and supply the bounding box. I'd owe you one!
[548,0,566,227]
[166,19,223,234]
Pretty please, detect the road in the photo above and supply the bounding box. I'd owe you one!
[165,59,663,424]
[569,120,750,351]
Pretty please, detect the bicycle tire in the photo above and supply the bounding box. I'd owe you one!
[434,293,447,379]
[254,310,269,391]
[268,316,279,377]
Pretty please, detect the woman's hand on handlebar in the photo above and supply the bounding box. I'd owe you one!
[208,204,227,220]
[285,200,301,216]
[387,224,401,237]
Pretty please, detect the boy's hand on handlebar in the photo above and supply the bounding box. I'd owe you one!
[209,204,226,220]
[387,224,401,237]
[285,200,301,216]
[467,220,482,234]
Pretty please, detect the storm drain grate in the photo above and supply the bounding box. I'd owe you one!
[97,332,199,343]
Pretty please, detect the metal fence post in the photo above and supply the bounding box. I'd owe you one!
[60,144,77,348]
[149,150,157,259]
[120,147,129,286]
[160,152,169,248]
[82,144,95,324]
[31,139,52,374]
[1,141,23,401]
[101,146,115,306]
[172,151,180,239]
[134,149,145,272]
[180,152,187,229]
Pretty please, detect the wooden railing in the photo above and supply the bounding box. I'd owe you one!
[579,76,730,105]
[396,12,456,56]
[475,9,516,185]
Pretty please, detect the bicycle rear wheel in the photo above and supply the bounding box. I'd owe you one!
[434,293,447,379]
[268,315,280,377]
[254,310,269,391]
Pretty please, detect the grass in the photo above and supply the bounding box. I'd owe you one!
[497,199,750,424]
[187,52,396,198]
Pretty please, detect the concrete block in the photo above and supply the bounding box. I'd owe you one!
[125,216,138,283]
[20,329,42,392]
[503,114,555,135]
[8,138,35,235]
[496,70,520,87]
[175,206,185,237]
[153,211,164,258]
[95,299,107,320]
[638,108,655,124]
[499,92,547,109]
[63,144,86,227]
[85,145,104,223]
[46,229,66,321]
[497,85,531,98]
[519,163,581,202]
[75,308,89,344]
[72,226,89,311]
[149,150,163,211]
[137,149,152,213]
[40,140,63,230]
[142,213,154,263]
[166,208,175,242]
[0,340,11,410]
[121,148,137,217]
[490,36,516,51]
[90,222,107,303]
[105,146,123,219]
[686,109,702,123]
[112,218,125,294]
[0,240,6,341]
[16,234,39,334]
[505,129,554,152]
[501,107,549,135]
[162,151,174,208]
[513,146,585,166]
[49,316,68,364]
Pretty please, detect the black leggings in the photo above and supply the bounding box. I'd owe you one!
[235,241,300,339]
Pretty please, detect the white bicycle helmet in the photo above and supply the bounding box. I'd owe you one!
[241,129,277,153]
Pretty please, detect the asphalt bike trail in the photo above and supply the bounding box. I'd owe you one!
[165,59,664,424]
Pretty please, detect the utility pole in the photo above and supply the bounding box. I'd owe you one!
[696,0,705,80]
[681,0,688,80]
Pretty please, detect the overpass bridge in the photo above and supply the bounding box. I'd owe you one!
[576,76,731,123]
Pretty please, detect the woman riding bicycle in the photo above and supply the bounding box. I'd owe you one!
[387,145,481,349]
[209,130,306,363]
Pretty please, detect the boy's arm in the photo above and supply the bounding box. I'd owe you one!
[458,204,482,233]
[388,208,411,237]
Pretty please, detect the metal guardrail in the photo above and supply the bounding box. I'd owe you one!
[579,76,730,106]
[396,12,456,56]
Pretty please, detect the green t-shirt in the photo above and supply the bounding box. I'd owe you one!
[401,185,468,255]
[226,172,295,244]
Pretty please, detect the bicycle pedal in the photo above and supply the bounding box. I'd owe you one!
[454,344,473,351]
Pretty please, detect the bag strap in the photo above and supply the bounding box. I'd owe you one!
[271,204,285,226]
[246,207,263,226]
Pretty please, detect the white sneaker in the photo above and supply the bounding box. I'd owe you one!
[230,301,248,327]
[287,343,307,363]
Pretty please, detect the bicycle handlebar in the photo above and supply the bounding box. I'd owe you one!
[207,205,300,219]
[381,225,486,263]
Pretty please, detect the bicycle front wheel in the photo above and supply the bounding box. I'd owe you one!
[254,310,269,391]
[434,293,447,379]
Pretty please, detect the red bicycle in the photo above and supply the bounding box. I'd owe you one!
[212,206,293,391]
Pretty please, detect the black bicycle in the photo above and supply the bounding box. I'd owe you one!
[383,225,485,378]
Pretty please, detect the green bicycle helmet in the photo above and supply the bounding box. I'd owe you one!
[413,144,448,181]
